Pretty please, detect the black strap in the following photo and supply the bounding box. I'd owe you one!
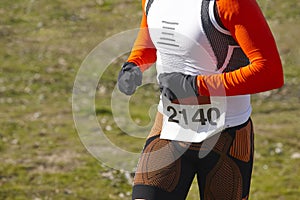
[146,0,154,16]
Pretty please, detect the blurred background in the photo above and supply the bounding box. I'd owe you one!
[0,0,299,199]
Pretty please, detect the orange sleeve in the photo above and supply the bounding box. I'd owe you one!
[126,0,157,72]
[197,0,284,96]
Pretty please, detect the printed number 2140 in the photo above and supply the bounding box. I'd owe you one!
[167,106,221,126]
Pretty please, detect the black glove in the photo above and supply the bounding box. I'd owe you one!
[158,72,198,101]
[118,62,142,95]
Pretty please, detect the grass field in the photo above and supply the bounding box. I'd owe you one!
[0,0,299,199]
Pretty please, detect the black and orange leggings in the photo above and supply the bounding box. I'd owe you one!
[132,112,254,200]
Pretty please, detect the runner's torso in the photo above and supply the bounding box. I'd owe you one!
[146,0,252,128]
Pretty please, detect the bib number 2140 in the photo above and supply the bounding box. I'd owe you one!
[167,105,221,126]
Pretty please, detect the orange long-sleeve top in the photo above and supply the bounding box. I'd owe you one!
[127,0,284,96]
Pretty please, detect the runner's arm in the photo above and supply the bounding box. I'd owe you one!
[126,0,157,72]
[197,0,284,96]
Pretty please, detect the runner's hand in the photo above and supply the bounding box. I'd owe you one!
[118,62,142,95]
[158,72,198,101]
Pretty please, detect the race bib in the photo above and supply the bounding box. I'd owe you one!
[160,97,226,143]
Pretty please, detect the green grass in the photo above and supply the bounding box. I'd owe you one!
[0,0,299,199]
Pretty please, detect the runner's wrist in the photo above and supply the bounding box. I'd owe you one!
[196,75,210,96]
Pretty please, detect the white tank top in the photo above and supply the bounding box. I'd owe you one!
[145,0,251,128]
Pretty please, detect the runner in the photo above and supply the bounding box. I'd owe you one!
[117,0,284,199]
